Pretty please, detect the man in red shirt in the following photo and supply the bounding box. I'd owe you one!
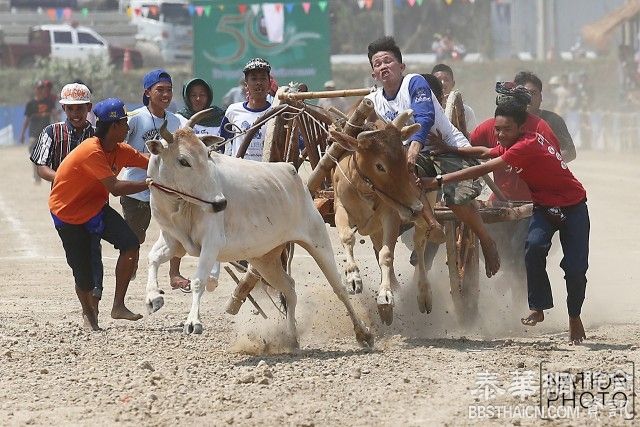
[49,98,150,331]
[470,82,560,202]
[420,100,589,345]
[469,83,561,301]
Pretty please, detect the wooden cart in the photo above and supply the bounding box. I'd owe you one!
[231,83,532,324]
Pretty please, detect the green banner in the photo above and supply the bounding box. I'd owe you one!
[192,1,331,105]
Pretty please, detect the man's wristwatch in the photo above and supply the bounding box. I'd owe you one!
[435,174,443,188]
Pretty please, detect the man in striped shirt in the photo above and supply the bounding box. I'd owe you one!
[30,83,104,299]
[30,83,95,181]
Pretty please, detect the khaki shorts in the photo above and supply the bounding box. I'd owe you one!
[415,153,482,206]
[120,196,151,243]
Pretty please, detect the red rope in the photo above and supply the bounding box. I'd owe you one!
[150,181,218,207]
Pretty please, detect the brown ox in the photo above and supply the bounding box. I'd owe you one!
[330,110,438,325]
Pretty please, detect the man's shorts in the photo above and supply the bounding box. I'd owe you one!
[120,195,151,244]
[55,205,139,291]
[415,152,483,206]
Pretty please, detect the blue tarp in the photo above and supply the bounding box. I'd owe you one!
[0,105,28,143]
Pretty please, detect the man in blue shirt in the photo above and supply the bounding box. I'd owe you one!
[366,36,499,278]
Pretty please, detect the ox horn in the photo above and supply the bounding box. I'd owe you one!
[392,109,414,128]
[159,119,174,144]
[186,108,215,129]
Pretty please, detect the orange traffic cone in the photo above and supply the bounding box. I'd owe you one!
[122,48,132,73]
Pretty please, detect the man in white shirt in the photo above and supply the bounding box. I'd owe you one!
[432,63,477,133]
[366,36,499,278]
[220,58,273,162]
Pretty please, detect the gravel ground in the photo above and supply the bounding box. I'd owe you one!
[0,146,638,426]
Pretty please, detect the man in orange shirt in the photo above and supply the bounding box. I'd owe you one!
[49,98,150,331]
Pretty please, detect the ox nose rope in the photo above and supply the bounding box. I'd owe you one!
[350,154,419,217]
[324,136,418,216]
[149,181,225,211]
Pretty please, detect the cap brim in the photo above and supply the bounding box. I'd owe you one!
[60,100,91,105]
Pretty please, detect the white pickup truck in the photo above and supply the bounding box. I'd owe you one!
[129,0,192,63]
[0,23,143,68]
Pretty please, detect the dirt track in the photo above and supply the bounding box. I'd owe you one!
[0,145,638,426]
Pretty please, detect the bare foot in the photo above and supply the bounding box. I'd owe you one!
[569,316,586,345]
[480,238,500,278]
[82,312,101,331]
[170,275,191,292]
[521,310,544,326]
[111,305,143,321]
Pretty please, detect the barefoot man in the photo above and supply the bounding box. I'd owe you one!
[419,100,590,344]
[49,98,150,330]
[366,36,500,277]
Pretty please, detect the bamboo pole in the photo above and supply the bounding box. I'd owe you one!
[279,87,374,101]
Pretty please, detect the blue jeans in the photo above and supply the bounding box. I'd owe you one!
[525,201,590,317]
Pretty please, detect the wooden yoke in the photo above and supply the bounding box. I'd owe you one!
[307,97,375,194]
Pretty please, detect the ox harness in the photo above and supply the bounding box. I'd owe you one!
[149,181,226,212]
[329,146,421,218]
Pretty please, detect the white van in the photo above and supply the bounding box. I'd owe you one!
[126,0,192,63]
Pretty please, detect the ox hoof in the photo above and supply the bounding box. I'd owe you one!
[206,276,218,292]
[417,292,433,314]
[356,327,374,348]
[183,322,203,335]
[377,304,394,326]
[345,271,363,295]
[146,295,164,314]
[376,291,394,325]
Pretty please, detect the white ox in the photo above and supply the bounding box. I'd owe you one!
[143,112,373,348]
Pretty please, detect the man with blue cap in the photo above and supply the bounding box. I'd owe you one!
[49,98,150,331]
[120,69,188,291]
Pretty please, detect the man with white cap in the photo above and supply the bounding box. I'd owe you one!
[30,82,105,299]
[30,82,95,182]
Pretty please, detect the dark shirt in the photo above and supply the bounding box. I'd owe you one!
[30,120,95,171]
[24,97,56,138]
[536,109,576,161]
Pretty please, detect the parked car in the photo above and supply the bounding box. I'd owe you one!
[0,24,143,69]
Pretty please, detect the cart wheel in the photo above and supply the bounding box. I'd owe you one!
[444,220,480,326]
